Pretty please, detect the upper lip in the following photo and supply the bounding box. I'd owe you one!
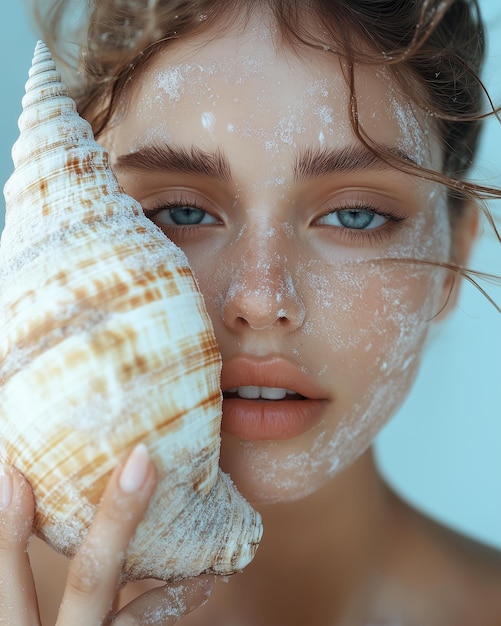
[221,356,329,400]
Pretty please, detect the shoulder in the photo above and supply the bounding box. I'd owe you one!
[379,486,501,625]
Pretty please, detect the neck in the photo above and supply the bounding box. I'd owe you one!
[211,448,389,626]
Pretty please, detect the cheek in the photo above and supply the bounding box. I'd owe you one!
[299,262,445,482]
[218,260,446,505]
[301,200,451,378]
[302,260,444,376]
[299,259,446,454]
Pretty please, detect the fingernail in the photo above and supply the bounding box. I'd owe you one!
[119,444,150,493]
[0,465,13,511]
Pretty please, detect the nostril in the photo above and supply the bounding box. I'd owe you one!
[221,270,306,332]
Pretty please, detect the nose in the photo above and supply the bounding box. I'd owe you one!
[221,229,306,332]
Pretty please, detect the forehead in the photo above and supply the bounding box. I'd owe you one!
[121,15,437,169]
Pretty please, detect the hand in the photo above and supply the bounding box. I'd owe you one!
[0,445,215,625]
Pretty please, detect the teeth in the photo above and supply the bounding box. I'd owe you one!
[227,386,294,400]
[236,386,262,399]
[261,387,288,400]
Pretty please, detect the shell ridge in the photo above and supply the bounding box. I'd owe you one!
[0,41,262,581]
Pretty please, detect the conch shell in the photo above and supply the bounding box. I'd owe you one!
[0,41,262,581]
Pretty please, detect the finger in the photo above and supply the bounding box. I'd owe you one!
[0,464,40,626]
[57,444,157,626]
[113,576,215,626]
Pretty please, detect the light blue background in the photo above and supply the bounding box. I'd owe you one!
[1,3,500,549]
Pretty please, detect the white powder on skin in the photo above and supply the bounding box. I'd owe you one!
[235,259,444,504]
[109,577,214,624]
[138,52,346,162]
[368,69,434,167]
[107,26,452,508]
[152,52,267,104]
[210,247,306,330]
[140,582,193,623]
[129,121,173,153]
[246,79,342,156]
[217,205,449,503]
[154,65,187,102]
[391,99,430,165]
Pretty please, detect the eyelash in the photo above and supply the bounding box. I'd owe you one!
[142,197,406,244]
[143,197,217,231]
[315,202,406,245]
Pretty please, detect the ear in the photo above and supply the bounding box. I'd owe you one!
[434,200,479,322]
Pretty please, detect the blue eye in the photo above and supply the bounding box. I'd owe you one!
[317,208,387,230]
[149,205,218,226]
[337,209,377,229]
[169,206,207,225]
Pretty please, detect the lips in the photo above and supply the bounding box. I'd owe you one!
[221,357,329,441]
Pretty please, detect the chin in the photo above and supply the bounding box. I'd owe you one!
[219,433,340,507]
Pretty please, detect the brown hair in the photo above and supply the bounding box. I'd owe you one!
[30,0,501,307]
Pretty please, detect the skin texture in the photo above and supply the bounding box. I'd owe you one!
[2,11,501,626]
[0,449,214,626]
[103,16,451,506]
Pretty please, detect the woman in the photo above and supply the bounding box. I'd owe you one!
[1,0,501,623]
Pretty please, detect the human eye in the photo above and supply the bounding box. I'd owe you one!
[314,200,405,243]
[142,194,220,232]
[317,206,388,229]
[145,205,218,226]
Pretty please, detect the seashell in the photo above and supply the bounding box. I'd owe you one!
[0,41,262,582]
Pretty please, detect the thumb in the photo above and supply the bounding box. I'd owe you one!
[0,465,40,626]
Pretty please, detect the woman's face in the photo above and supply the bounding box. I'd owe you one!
[102,17,452,505]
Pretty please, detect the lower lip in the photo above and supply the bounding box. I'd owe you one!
[221,397,327,441]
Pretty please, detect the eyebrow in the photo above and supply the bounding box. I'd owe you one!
[113,142,415,183]
[293,145,416,181]
[113,144,232,182]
